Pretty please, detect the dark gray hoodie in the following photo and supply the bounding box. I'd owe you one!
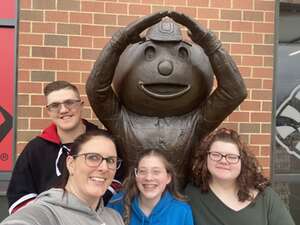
[1,188,124,225]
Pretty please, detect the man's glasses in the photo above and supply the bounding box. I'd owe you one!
[208,151,241,164]
[46,99,82,113]
[73,152,122,170]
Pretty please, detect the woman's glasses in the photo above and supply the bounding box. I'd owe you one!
[208,151,240,164]
[73,152,122,170]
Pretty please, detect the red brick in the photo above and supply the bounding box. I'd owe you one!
[254,0,275,11]
[45,11,68,22]
[197,8,219,19]
[105,3,128,14]
[69,60,93,71]
[19,34,43,45]
[265,11,274,22]
[242,56,263,66]
[57,72,81,83]
[44,59,68,70]
[262,79,273,89]
[57,24,80,35]
[238,66,251,77]
[19,71,30,81]
[118,15,140,26]
[93,38,110,48]
[262,101,272,111]
[244,78,262,88]
[264,34,274,44]
[129,4,151,15]
[81,1,104,12]
[32,22,56,33]
[70,12,93,24]
[82,49,99,60]
[257,157,270,168]
[30,119,52,129]
[32,47,56,58]
[250,134,271,145]
[19,46,30,57]
[69,36,93,48]
[105,26,123,37]
[20,0,32,8]
[252,90,272,100]
[19,21,31,32]
[228,112,250,122]
[242,33,263,43]
[142,0,163,3]
[175,7,197,18]
[240,100,261,111]
[18,82,43,93]
[243,11,264,21]
[188,0,209,7]
[254,22,274,33]
[232,21,252,32]
[251,112,271,122]
[166,0,186,5]
[18,94,29,105]
[263,56,273,67]
[231,44,252,54]
[212,0,231,8]
[19,58,43,70]
[18,119,29,129]
[94,14,117,25]
[232,0,253,9]
[254,45,273,56]
[252,68,273,78]
[18,106,42,117]
[209,20,230,31]
[57,48,81,59]
[82,25,104,36]
[221,10,241,20]
[31,95,45,106]
[261,146,270,156]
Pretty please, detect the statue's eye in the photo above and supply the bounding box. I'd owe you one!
[144,46,156,61]
[178,46,189,60]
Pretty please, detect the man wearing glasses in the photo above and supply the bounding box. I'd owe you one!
[7,81,123,214]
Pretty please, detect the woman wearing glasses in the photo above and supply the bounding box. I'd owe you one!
[107,149,194,225]
[1,130,124,225]
[185,128,295,225]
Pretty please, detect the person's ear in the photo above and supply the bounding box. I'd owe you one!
[66,155,75,175]
[166,173,172,185]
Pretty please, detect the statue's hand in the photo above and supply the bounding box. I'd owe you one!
[168,11,221,55]
[111,11,168,50]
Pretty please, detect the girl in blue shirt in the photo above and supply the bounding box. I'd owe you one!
[107,149,194,225]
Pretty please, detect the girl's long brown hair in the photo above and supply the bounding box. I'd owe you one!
[192,128,270,202]
[122,149,186,225]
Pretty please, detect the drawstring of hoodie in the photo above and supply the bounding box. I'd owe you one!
[55,145,71,176]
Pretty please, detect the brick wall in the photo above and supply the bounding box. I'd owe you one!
[18,0,275,176]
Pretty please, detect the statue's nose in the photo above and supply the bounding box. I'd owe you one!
[157,60,173,76]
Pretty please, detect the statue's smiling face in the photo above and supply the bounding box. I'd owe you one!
[112,41,214,117]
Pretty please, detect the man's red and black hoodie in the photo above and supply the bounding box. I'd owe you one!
[7,120,123,214]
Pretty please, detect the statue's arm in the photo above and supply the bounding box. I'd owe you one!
[86,11,168,128]
[169,12,247,131]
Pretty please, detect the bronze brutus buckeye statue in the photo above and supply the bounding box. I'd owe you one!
[86,11,247,188]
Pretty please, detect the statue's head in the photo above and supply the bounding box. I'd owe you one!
[113,18,214,116]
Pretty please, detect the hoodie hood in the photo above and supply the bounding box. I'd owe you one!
[36,188,103,216]
[38,119,99,176]
[38,119,97,144]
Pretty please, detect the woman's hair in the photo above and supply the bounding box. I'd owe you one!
[56,129,117,189]
[122,149,185,225]
[192,128,270,202]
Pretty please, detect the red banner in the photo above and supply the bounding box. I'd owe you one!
[0,28,14,171]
